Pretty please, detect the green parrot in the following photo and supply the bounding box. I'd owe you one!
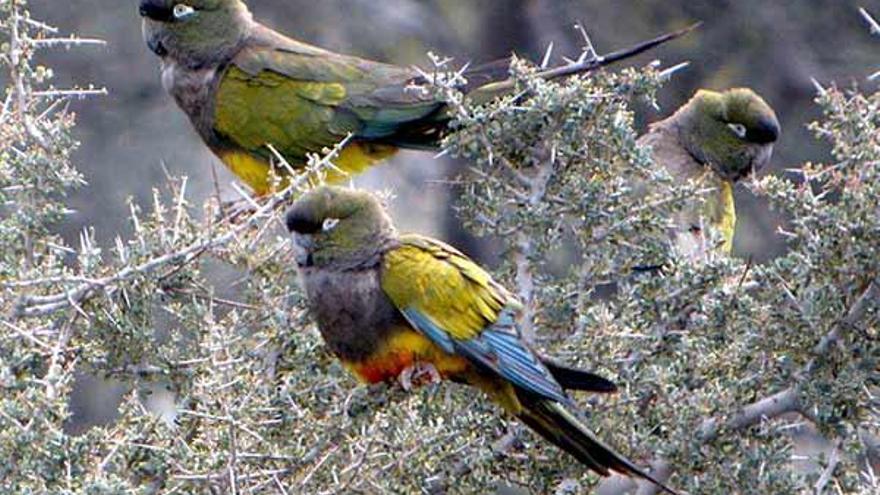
[639,87,779,258]
[139,0,695,195]
[285,185,681,495]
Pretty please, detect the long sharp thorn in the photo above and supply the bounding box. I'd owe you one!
[859,7,880,35]
[658,61,690,80]
[540,42,554,69]
[538,21,702,80]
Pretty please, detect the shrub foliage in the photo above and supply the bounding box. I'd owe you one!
[1,3,878,493]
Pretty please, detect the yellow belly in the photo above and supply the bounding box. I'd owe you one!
[219,142,398,196]
[705,180,736,254]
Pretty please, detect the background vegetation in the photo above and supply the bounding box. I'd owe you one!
[2,1,879,493]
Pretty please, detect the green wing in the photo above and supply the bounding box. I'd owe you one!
[214,32,446,164]
[381,234,510,341]
[381,234,570,403]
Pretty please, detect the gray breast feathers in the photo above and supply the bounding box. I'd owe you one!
[162,61,222,145]
[299,266,406,362]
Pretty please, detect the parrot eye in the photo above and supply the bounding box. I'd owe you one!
[322,218,340,232]
[172,4,196,20]
[727,123,747,139]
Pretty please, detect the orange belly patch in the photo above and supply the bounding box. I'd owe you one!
[344,328,468,384]
[350,350,418,384]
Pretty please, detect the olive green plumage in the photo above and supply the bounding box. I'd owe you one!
[639,87,779,258]
[141,0,445,193]
[285,185,680,494]
[137,0,495,194]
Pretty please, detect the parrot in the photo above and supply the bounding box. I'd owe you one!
[139,0,696,195]
[285,185,681,495]
[638,87,779,259]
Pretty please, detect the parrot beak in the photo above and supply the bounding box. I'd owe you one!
[140,0,171,57]
[751,116,780,144]
[139,0,174,22]
[291,234,315,268]
[751,144,774,177]
[145,35,169,57]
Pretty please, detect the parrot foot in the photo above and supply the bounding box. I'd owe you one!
[398,362,441,391]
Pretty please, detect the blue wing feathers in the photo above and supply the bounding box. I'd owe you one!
[480,330,567,401]
[400,308,455,354]
[402,305,568,404]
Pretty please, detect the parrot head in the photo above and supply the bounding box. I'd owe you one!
[679,88,780,182]
[285,186,395,269]
[139,0,251,67]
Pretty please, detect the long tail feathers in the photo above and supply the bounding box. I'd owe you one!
[467,22,701,103]
[517,397,681,495]
[540,358,618,393]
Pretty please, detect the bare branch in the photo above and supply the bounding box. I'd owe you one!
[515,158,554,342]
[12,135,352,318]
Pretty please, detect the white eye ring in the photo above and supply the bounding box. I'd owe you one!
[727,123,747,139]
[322,218,340,232]
[173,4,196,19]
